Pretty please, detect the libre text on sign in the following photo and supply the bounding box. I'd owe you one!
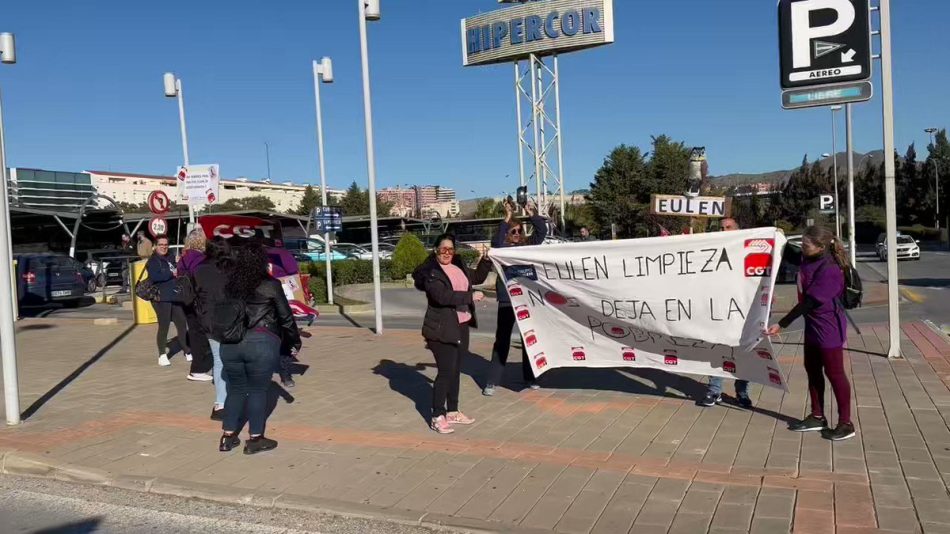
[650,195,731,218]
[177,164,220,207]
[489,229,789,389]
[778,0,871,90]
[461,0,614,67]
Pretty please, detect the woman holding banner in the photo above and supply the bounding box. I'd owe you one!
[482,199,547,396]
[767,225,854,441]
[413,234,493,434]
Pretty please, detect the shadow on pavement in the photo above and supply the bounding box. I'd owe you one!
[373,359,432,422]
[536,367,708,400]
[34,517,105,534]
[899,277,950,288]
[20,323,137,421]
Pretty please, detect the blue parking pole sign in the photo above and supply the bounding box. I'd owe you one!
[313,206,343,233]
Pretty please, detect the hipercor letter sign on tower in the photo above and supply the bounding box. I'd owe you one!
[461,0,615,66]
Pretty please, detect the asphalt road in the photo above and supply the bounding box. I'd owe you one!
[0,474,454,534]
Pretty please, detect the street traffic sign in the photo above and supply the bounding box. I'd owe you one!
[778,0,871,89]
[781,80,872,109]
[148,216,168,238]
[147,190,171,215]
[819,194,835,214]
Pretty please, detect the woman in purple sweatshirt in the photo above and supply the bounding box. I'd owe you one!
[176,227,214,382]
[767,225,854,441]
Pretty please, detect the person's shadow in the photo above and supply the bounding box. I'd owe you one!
[373,359,432,422]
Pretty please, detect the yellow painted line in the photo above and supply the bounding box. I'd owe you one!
[900,287,926,304]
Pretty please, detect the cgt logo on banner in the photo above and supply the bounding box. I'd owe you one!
[488,228,789,390]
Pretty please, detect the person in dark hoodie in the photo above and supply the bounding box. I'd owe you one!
[482,199,547,396]
[176,227,214,382]
[767,225,854,441]
[193,237,233,421]
[413,233,493,434]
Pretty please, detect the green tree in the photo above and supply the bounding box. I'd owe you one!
[337,181,394,217]
[219,195,276,212]
[769,155,833,230]
[389,234,428,280]
[473,198,504,219]
[924,129,950,228]
[294,185,322,216]
[586,144,650,238]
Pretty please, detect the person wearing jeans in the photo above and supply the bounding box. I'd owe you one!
[194,237,233,421]
[698,217,753,409]
[218,241,300,455]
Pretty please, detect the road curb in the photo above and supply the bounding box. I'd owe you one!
[0,447,536,533]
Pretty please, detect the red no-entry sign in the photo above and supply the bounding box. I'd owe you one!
[147,190,171,215]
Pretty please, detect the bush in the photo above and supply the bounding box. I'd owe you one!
[898,225,941,241]
[303,259,393,286]
[390,234,429,281]
[308,275,329,304]
[457,248,480,267]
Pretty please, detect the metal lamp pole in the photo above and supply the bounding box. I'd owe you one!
[358,0,383,335]
[831,105,842,238]
[163,72,194,224]
[312,57,335,306]
[0,32,20,425]
[926,128,940,230]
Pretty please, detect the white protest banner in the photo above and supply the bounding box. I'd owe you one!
[177,164,220,206]
[488,228,788,390]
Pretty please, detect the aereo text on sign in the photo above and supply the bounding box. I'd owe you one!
[461,0,614,67]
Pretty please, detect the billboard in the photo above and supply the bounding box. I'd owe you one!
[461,0,614,67]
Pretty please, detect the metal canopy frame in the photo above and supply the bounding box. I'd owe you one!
[514,53,565,229]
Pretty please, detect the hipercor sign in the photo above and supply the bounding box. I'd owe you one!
[461,0,614,67]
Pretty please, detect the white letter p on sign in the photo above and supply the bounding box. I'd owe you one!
[820,194,835,211]
[790,0,856,69]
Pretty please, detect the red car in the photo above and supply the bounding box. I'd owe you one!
[621,347,636,362]
[663,350,678,366]
[516,305,530,321]
[524,331,538,347]
[571,347,586,361]
[508,284,524,297]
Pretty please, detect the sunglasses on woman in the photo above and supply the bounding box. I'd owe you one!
[437,247,455,255]
[508,228,522,236]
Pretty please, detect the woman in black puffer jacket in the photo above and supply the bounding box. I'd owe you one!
[412,234,492,434]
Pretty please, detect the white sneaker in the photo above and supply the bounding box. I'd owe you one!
[185,353,193,362]
[187,372,213,382]
[158,354,171,367]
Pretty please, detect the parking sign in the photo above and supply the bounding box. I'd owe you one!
[778,0,872,89]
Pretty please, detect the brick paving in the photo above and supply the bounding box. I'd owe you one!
[1,317,949,533]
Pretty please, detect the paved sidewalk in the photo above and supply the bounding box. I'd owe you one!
[1,318,950,533]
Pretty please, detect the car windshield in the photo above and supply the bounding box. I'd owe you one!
[897,236,915,244]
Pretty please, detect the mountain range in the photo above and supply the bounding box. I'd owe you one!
[708,150,886,187]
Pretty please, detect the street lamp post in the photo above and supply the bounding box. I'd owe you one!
[831,105,842,238]
[358,0,383,335]
[0,32,20,425]
[163,72,194,225]
[925,128,940,230]
[312,57,335,306]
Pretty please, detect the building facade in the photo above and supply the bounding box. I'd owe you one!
[8,168,98,210]
[87,170,345,213]
[378,185,458,218]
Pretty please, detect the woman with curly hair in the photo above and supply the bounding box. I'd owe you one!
[177,227,213,381]
[218,241,301,455]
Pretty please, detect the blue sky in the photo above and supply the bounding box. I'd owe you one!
[1,0,947,198]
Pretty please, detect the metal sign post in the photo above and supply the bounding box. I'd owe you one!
[846,103,857,266]
[879,0,901,358]
[0,32,19,425]
[312,57,335,306]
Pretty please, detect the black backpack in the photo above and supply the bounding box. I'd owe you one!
[209,297,248,344]
[841,264,863,309]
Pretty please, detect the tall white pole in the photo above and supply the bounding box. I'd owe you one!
[514,62,526,189]
[358,0,383,335]
[553,55,566,231]
[0,81,21,425]
[175,79,194,225]
[529,55,542,213]
[313,61,334,306]
[880,0,901,359]
[846,103,856,267]
[832,107,840,237]
[928,130,940,229]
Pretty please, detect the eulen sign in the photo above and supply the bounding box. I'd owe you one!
[650,195,732,218]
[461,0,615,67]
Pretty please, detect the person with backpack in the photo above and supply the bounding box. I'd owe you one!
[146,235,194,373]
[193,237,233,421]
[766,225,855,441]
[216,241,301,454]
[413,234,493,434]
[482,199,547,396]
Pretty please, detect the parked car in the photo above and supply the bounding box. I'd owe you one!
[14,253,90,306]
[75,249,138,288]
[362,242,396,255]
[284,238,352,262]
[877,233,920,261]
[335,243,391,260]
